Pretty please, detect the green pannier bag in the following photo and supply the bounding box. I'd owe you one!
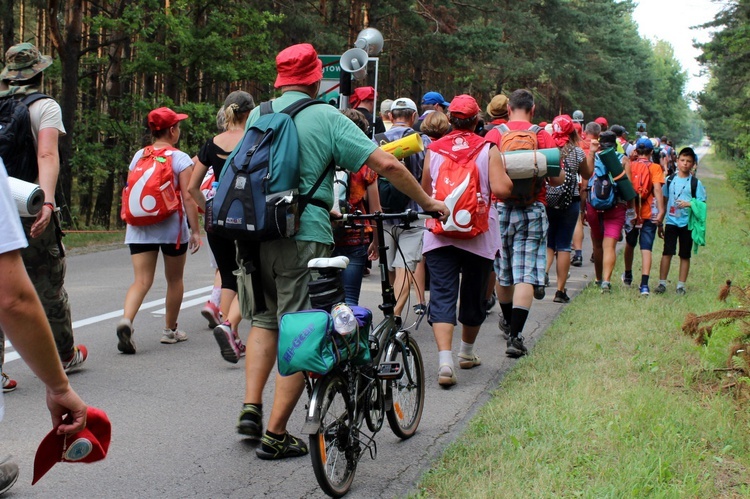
[278,310,336,376]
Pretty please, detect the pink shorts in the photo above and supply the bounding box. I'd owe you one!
[586,203,626,240]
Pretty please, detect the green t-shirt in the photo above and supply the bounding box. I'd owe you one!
[246,91,377,244]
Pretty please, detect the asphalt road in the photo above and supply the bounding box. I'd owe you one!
[1,230,595,498]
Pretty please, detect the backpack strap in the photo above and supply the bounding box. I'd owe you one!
[528,124,542,134]
[374,132,389,145]
[20,92,50,107]
[497,124,510,135]
[259,101,274,116]
[279,98,325,118]
[299,160,336,213]
[690,175,698,199]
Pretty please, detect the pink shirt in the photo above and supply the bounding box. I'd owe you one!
[422,143,500,260]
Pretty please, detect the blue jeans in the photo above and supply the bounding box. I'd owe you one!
[332,244,368,306]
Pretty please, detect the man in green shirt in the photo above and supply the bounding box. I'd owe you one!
[235,43,448,460]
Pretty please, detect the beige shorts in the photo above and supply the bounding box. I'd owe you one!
[383,221,424,272]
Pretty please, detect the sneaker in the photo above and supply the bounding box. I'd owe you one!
[621,272,633,286]
[601,282,612,294]
[1,373,17,393]
[506,336,528,358]
[161,326,188,344]
[533,285,545,300]
[413,303,427,316]
[484,293,496,315]
[590,253,595,263]
[639,284,650,296]
[201,301,222,329]
[676,287,687,296]
[256,431,308,460]
[571,254,583,267]
[438,364,457,387]
[237,403,263,440]
[116,318,136,354]
[214,323,246,364]
[458,352,481,369]
[498,317,511,341]
[544,272,550,287]
[654,284,667,294]
[553,289,570,303]
[0,457,19,495]
[62,345,88,373]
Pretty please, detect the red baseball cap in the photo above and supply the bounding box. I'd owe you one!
[274,43,323,88]
[350,86,375,108]
[33,407,111,485]
[595,116,608,128]
[147,107,188,132]
[448,94,480,118]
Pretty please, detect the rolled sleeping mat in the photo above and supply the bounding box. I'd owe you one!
[379,132,424,160]
[502,148,561,177]
[598,147,636,201]
[8,176,45,216]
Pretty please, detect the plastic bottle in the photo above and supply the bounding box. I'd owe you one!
[476,193,487,216]
[331,303,357,336]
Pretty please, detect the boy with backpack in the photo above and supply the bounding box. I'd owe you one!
[487,89,564,357]
[655,147,706,295]
[621,137,665,295]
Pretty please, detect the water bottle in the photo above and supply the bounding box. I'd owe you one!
[331,303,357,336]
[208,181,218,201]
[476,192,487,216]
[205,181,218,232]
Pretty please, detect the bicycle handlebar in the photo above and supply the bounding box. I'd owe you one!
[341,209,441,223]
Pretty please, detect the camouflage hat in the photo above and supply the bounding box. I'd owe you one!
[0,43,53,82]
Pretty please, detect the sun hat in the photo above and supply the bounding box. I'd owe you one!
[421,91,450,108]
[274,43,323,89]
[486,94,509,119]
[147,107,188,132]
[350,86,375,108]
[33,407,111,485]
[448,94,480,118]
[390,97,418,113]
[380,99,394,114]
[0,43,53,82]
[552,114,574,148]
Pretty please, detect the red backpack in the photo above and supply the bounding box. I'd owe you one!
[426,150,489,239]
[121,146,181,226]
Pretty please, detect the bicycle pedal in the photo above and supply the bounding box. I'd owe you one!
[377,361,403,380]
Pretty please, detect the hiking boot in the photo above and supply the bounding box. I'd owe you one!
[553,289,570,303]
[654,284,667,294]
[506,336,528,358]
[0,457,19,496]
[639,284,650,296]
[62,345,88,373]
[116,318,136,354]
[458,352,481,369]
[213,322,245,364]
[498,317,511,340]
[676,287,687,296]
[571,254,583,267]
[201,301,222,329]
[438,364,457,387]
[256,432,308,460]
[237,403,263,440]
[533,285,545,300]
[601,282,612,294]
[1,372,17,393]
[161,326,188,344]
[413,303,427,316]
[621,272,633,286]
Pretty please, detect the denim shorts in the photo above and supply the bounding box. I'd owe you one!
[546,202,580,252]
[625,220,657,251]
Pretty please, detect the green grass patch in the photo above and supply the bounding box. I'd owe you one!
[416,154,750,497]
[63,229,125,251]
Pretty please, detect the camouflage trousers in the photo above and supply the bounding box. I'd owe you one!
[0,211,74,372]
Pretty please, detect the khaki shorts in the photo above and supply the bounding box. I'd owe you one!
[236,239,331,330]
[383,221,424,272]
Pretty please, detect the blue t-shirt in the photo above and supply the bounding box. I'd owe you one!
[662,174,706,227]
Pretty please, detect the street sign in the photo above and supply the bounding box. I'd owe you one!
[319,55,341,80]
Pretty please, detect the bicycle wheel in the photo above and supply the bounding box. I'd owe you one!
[385,335,425,439]
[309,373,357,497]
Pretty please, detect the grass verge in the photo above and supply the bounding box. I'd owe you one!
[416,153,750,497]
[63,229,125,252]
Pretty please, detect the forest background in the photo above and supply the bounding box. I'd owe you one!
[1,0,703,228]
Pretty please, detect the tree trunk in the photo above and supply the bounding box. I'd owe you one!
[1,0,14,51]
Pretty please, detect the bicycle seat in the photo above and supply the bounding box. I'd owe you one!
[308,256,350,270]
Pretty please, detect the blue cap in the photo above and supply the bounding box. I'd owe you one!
[421,91,449,107]
[636,137,653,150]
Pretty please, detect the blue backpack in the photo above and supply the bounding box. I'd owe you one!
[587,154,617,211]
[209,98,333,241]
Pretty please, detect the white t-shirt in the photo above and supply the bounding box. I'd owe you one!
[0,158,29,254]
[124,148,192,245]
[29,97,66,146]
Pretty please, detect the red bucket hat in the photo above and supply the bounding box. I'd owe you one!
[448,94,480,119]
[552,114,574,148]
[33,407,111,485]
[274,43,323,88]
[594,116,608,128]
[350,86,375,108]
[147,107,188,132]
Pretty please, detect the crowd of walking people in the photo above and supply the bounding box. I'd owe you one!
[0,40,708,489]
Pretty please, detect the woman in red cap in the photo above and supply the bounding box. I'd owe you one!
[116,107,201,354]
[545,115,594,302]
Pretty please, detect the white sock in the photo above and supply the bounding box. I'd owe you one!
[459,341,474,357]
[438,350,453,368]
[210,287,221,307]
[659,280,668,286]
[677,281,686,289]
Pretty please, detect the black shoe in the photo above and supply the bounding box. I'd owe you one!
[533,285,545,300]
[553,290,570,303]
[498,316,511,340]
[590,253,595,263]
[484,293,497,315]
[237,404,263,441]
[506,336,528,358]
[571,254,583,267]
[256,431,309,460]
